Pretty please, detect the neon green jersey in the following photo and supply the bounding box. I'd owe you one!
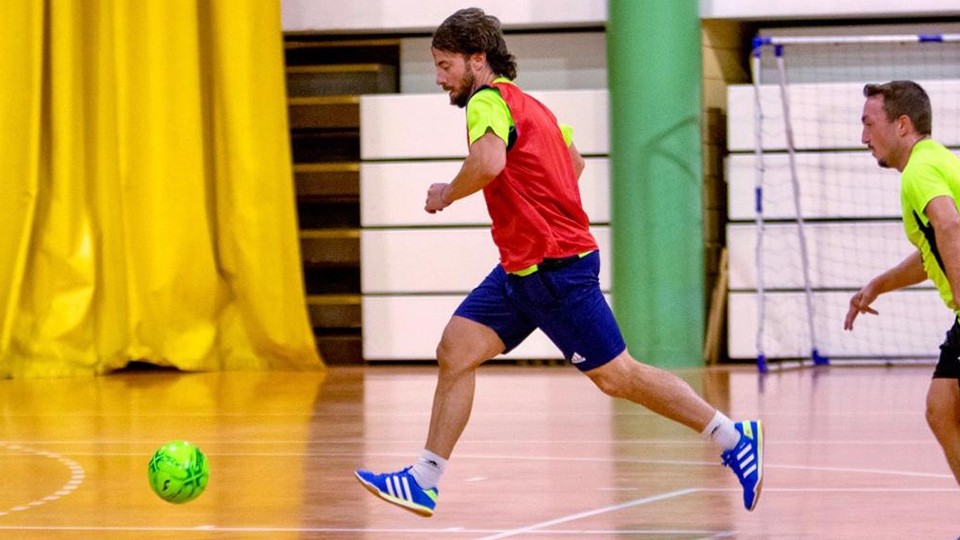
[900,139,960,313]
[466,77,574,147]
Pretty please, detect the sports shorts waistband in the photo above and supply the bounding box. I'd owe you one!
[510,250,594,276]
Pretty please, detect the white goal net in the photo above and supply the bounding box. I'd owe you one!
[727,32,960,371]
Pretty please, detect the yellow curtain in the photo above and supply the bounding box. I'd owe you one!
[0,0,323,377]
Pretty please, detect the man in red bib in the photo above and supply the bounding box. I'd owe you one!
[355,7,764,516]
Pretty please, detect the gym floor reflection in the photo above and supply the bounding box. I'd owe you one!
[0,364,956,539]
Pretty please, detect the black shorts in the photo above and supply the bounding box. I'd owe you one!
[933,318,960,379]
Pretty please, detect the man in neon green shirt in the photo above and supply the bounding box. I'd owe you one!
[847,80,960,487]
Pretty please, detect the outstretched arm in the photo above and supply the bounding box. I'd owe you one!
[425,131,506,214]
[844,251,927,330]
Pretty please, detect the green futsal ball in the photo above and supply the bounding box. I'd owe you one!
[147,441,209,504]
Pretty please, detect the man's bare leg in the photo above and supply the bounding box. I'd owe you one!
[425,316,505,459]
[927,378,960,486]
[584,350,765,511]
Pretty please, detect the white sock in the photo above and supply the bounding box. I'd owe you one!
[702,411,741,450]
[408,449,446,490]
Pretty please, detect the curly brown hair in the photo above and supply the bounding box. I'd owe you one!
[432,8,518,80]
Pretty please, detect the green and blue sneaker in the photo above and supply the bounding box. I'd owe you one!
[355,466,439,517]
[721,420,764,511]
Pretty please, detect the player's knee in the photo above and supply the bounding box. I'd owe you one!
[591,373,625,398]
[586,361,631,398]
[435,339,458,367]
[435,338,479,375]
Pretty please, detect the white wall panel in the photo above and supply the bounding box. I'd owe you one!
[361,161,487,227]
[362,227,611,294]
[727,80,960,152]
[726,153,901,221]
[400,34,607,93]
[361,90,609,160]
[363,294,612,361]
[283,0,606,33]
[361,158,610,227]
[728,82,861,152]
[702,1,960,20]
[283,0,957,32]
[726,222,914,290]
[360,94,465,160]
[361,88,609,360]
[727,290,945,359]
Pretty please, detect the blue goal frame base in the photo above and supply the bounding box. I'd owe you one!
[757,349,830,373]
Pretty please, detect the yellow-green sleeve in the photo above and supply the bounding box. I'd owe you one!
[466,86,575,148]
[559,123,574,147]
[466,89,513,145]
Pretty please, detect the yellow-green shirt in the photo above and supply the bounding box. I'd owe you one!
[466,77,573,147]
[901,139,960,312]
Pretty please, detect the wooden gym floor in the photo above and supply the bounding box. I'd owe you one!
[0,362,957,539]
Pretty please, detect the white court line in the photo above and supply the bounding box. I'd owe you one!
[754,487,958,492]
[474,488,704,540]
[354,452,957,481]
[0,443,85,517]
[0,437,939,445]
[9,448,949,481]
[0,526,485,534]
[427,453,959,481]
[5,446,951,481]
[0,525,735,536]
[769,463,953,480]
[474,486,958,540]
[0,488,951,535]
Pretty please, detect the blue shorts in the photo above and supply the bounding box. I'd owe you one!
[453,251,627,372]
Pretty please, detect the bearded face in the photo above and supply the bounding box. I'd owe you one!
[432,48,479,109]
[450,67,476,108]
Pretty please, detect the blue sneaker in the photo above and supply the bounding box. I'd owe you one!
[354,467,439,517]
[721,420,764,511]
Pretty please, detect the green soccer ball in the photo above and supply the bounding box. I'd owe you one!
[147,441,209,504]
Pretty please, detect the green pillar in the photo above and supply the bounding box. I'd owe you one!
[607,0,704,368]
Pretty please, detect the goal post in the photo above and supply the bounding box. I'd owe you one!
[734,32,960,372]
